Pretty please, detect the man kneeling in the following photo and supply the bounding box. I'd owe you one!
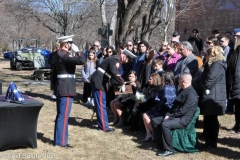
[156,73,198,156]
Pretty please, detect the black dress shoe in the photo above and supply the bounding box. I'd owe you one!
[54,144,73,148]
[156,150,174,157]
[106,128,115,132]
[63,144,74,148]
[235,129,240,134]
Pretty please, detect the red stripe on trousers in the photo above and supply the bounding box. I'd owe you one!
[62,97,70,146]
[100,91,106,131]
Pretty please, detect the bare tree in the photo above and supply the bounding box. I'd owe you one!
[115,0,163,45]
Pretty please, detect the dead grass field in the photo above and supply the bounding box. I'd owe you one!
[0,57,239,160]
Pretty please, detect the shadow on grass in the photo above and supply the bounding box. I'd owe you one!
[24,91,52,101]
[37,132,53,145]
[69,117,98,130]
[205,146,240,159]
[218,137,240,149]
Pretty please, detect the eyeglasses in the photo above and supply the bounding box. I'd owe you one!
[171,41,176,43]
[220,40,224,43]
[205,42,212,45]
[162,45,167,47]
[93,44,99,47]
[166,48,171,50]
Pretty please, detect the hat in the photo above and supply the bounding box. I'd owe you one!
[57,35,74,43]
[212,29,220,34]
[172,31,179,37]
[234,28,240,35]
[123,49,136,59]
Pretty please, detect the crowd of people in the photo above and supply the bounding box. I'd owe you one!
[48,27,240,156]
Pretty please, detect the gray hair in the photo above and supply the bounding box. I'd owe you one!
[181,41,193,51]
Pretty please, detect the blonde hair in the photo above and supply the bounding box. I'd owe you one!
[205,46,226,66]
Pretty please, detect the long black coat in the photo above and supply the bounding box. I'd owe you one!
[226,46,240,100]
[54,50,85,96]
[89,55,124,92]
[167,86,198,127]
[199,57,227,115]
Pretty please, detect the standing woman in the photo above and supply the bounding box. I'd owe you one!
[138,50,155,89]
[226,35,240,134]
[199,46,227,148]
[163,43,181,72]
[54,35,85,148]
[81,49,98,105]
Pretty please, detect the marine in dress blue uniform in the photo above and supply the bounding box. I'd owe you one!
[89,49,136,132]
[53,35,85,147]
[89,54,123,132]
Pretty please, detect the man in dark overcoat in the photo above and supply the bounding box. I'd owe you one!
[156,73,198,157]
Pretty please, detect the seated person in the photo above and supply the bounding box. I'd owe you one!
[129,73,162,132]
[142,71,176,142]
[110,70,140,127]
[155,73,198,157]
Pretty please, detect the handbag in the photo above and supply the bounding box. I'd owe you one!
[5,82,25,103]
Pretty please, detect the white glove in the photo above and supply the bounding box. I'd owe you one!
[71,44,79,52]
[206,89,210,95]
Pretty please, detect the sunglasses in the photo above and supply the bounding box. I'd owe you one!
[166,48,171,50]
[127,45,132,47]
[205,42,212,45]
[171,41,176,43]
[68,41,73,44]
[220,40,224,43]
[93,44,99,47]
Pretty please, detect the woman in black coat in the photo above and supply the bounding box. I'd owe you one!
[199,46,227,148]
[226,35,240,134]
[138,50,155,89]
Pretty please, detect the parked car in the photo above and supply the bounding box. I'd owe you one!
[4,51,13,59]
[21,47,51,58]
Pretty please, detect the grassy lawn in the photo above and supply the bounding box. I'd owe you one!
[0,57,239,160]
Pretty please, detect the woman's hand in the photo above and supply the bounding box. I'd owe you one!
[131,82,136,87]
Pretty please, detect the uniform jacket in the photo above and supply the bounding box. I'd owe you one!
[54,50,85,96]
[199,56,227,115]
[89,55,124,92]
[167,86,198,127]
[82,61,97,82]
[226,46,240,100]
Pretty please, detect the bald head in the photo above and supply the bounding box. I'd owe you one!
[178,73,192,89]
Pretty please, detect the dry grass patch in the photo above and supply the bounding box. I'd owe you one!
[0,57,239,160]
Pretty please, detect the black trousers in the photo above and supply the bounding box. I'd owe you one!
[204,115,219,144]
[160,118,184,152]
[82,82,92,102]
[151,115,164,147]
[233,99,240,129]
